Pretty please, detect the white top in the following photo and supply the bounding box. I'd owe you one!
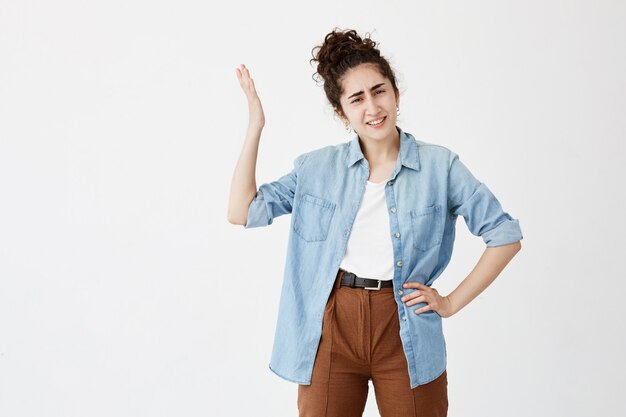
[339,179,394,281]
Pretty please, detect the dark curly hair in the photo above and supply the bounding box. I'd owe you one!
[310,27,400,122]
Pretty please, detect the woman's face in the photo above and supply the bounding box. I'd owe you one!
[336,63,399,143]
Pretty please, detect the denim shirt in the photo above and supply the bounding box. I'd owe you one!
[243,125,523,388]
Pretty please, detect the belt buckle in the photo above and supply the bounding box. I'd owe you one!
[364,279,381,291]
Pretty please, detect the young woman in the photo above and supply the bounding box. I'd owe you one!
[228,28,523,417]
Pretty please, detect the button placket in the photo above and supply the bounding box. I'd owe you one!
[386,178,405,299]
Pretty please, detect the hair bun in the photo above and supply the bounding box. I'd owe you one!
[310,28,380,84]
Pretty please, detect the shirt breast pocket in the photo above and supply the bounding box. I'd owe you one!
[293,193,336,242]
[410,204,444,251]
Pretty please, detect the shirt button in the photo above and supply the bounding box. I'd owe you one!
[390,207,397,213]
[402,315,407,321]
[343,230,349,237]
[394,232,400,238]
[397,260,403,267]
[388,180,393,186]
[398,290,403,295]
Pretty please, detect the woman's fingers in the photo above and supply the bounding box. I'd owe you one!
[400,290,421,302]
[235,64,266,127]
[235,64,259,99]
[403,281,428,289]
[235,67,247,88]
[413,305,434,314]
[401,282,433,306]
[404,295,426,307]
[401,280,454,318]
[237,65,251,88]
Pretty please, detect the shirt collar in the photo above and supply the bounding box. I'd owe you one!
[345,125,420,171]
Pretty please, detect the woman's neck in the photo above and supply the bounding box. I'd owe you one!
[359,127,401,167]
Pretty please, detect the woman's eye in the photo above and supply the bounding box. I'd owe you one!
[351,90,385,103]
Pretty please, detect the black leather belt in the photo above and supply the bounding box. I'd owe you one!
[338,269,393,290]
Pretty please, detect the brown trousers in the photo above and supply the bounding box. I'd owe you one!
[297,270,448,417]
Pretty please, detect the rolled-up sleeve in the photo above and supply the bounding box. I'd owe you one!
[244,152,308,229]
[447,151,523,247]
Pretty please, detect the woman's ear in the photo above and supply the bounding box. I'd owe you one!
[334,107,348,124]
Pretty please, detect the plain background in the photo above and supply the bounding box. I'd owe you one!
[1,1,625,416]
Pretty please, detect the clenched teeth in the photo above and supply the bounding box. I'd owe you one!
[367,117,385,125]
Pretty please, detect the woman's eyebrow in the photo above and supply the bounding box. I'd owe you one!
[347,83,386,99]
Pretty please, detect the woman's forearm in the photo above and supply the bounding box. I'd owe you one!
[227,123,263,225]
[447,241,522,315]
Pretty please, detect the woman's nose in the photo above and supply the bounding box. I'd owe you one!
[365,96,380,115]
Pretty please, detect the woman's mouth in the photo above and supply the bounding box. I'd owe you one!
[366,116,386,128]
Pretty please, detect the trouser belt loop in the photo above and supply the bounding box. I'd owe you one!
[347,271,356,287]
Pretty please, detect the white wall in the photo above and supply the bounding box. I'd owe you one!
[1,1,624,416]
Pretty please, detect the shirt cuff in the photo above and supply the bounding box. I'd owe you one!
[482,218,523,247]
[244,189,271,229]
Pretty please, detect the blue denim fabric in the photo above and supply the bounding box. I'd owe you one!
[243,125,523,388]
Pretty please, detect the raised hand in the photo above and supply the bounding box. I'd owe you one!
[235,64,266,129]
